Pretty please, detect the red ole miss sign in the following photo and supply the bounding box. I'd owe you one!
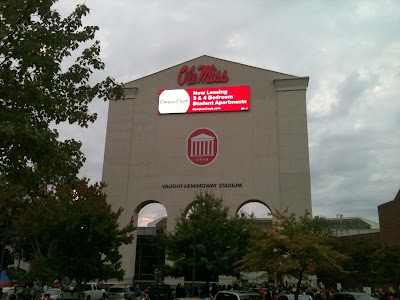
[178,65,228,86]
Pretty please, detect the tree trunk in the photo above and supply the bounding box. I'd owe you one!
[295,270,304,300]
[0,242,6,272]
[0,221,9,271]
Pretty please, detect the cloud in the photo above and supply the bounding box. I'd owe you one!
[53,0,400,225]
[138,204,167,227]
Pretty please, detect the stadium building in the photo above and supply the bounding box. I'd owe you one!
[102,56,312,282]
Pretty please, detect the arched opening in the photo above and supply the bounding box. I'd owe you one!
[236,200,273,286]
[237,200,273,231]
[238,199,271,216]
[138,202,167,226]
[135,202,167,282]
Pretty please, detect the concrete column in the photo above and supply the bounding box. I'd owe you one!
[274,77,312,216]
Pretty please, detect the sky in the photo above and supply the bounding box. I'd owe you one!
[55,0,400,226]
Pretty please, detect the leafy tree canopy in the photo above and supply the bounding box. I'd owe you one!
[13,178,135,283]
[0,176,26,271]
[341,237,382,287]
[165,191,260,282]
[375,244,400,287]
[0,0,123,191]
[238,210,348,295]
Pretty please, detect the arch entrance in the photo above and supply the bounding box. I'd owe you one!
[238,200,273,232]
[134,203,167,282]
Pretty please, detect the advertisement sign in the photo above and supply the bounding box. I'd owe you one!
[158,86,250,114]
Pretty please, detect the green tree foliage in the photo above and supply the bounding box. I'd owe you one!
[13,178,135,283]
[376,244,400,287]
[341,237,382,287]
[0,0,123,191]
[165,191,260,281]
[238,210,348,297]
[0,176,26,271]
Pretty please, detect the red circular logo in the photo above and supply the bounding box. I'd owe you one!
[187,128,218,166]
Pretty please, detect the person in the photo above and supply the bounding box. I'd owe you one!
[176,284,185,298]
[2,292,8,300]
[265,289,272,300]
[305,287,314,300]
[273,290,280,300]
[134,285,141,300]
[211,284,218,298]
[258,287,265,298]
[42,293,51,300]
[385,292,395,300]
[201,282,210,298]
[51,280,59,289]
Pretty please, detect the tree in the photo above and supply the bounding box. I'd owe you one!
[0,0,123,192]
[0,176,26,271]
[340,237,382,287]
[165,191,260,282]
[13,178,135,284]
[375,244,400,287]
[238,210,348,298]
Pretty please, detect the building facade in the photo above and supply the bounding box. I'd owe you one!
[378,189,400,245]
[325,216,380,237]
[102,56,312,282]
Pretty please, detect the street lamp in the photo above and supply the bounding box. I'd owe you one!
[190,213,199,297]
[155,228,164,300]
[336,214,343,236]
[192,227,195,297]
[0,207,12,272]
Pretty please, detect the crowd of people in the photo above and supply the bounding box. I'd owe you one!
[252,284,399,300]
[0,281,61,300]
[177,282,399,300]
[2,282,399,300]
[0,288,16,300]
[178,282,240,298]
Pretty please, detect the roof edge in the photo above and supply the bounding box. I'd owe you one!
[123,55,302,85]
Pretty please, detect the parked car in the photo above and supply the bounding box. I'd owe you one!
[144,284,173,300]
[106,285,134,300]
[334,292,377,300]
[63,282,105,300]
[44,288,64,300]
[215,290,262,300]
[278,294,312,300]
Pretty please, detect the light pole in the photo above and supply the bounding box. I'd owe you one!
[138,244,142,279]
[192,222,196,297]
[336,214,343,236]
[155,228,163,300]
[0,208,12,272]
[190,213,198,297]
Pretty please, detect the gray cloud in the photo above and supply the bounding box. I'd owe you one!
[331,72,379,117]
[54,0,400,225]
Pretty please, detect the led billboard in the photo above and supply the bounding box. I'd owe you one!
[158,86,250,114]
